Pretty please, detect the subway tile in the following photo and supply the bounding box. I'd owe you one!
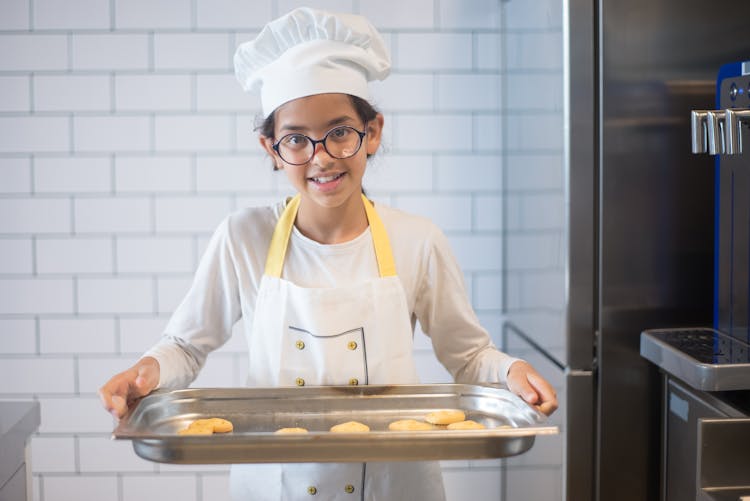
[39,318,116,354]
[116,236,194,273]
[0,238,32,274]
[506,153,563,191]
[154,115,232,152]
[506,232,561,270]
[196,73,251,111]
[119,316,169,354]
[30,436,76,472]
[505,431,563,467]
[115,155,192,193]
[72,33,149,71]
[73,116,151,153]
[156,276,193,314]
[474,113,503,152]
[115,74,192,112]
[0,278,74,314]
[0,34,67,71]
[475,195,504,232]
[438,74,500,111]
[38,395,121,433]
[505,112,564,150]
[36,237,112,274]
[122,475,197,501]
[114,0,192,29]
[190,352,238,387]
[0,0,29,29]
[0,116,70,153]
[195,0,270,29]
[0,157,31,193]
[396,33,472,71]
[74,197,151,233]
[448,235,502,272]
[362,154,433,193]
[0,358,74,393]
[79,436,156,472]
[443,468,502,500]
[34,156,112,193]
[201,473,231,501]
[505,31,564,71]
[154,33,232,71]
[439,0,501,29]
[370,74,434,112]
[506,73,563,112]
[522,193,564,230]
[0,75,30,112]
[277,0,354,17]
[435,155,502,192]
[0,198,71,233]
[77,277,154,314]
[393,195,472,232]
[34,0,110,29]
[360,0,434,29]
[474,273,503,310]
[77,355,141,395]
[505,466,563,501]
[42,475,119,501]
[0,318,36,354]
[394,114,473,152]
[477,34,502,71]
[235,112,266,153]
[504,0,563,30]
[195,155,273,192]
[413,349,452,383]
[154,196,231,233]
[521,270,565,309]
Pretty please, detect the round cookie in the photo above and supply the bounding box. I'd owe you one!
[446,420,486,430]
[388,419,436,431]
[329,421,370,433]
[424,409,466,425]
[206,418,234,433]
[275,427,309,434]
[178,421,214,435]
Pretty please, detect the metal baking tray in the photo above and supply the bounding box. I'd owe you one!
[112,384,558,464]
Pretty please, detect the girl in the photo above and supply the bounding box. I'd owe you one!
[99,7,557,500]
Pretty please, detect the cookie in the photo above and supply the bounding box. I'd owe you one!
[387,419,436,431]
[424,409,466,425]
[329,421,370,433]
[275,427,309,434]
[206,418,233,433]
[178,417,234,435]
[446,420,486,430]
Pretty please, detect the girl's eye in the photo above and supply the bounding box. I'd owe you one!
[282,134,309,147]
[328,127,351,141]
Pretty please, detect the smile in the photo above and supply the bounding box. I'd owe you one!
[309,172,345,184]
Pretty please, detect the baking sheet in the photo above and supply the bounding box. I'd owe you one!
[112,384,558,464]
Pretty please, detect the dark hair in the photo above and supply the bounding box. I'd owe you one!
[257,95,380,170]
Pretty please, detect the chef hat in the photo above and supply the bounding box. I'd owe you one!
[234,7,390,117]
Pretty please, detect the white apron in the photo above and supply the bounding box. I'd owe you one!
[231,194,445,501]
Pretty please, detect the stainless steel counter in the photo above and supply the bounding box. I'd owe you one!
[0,401,40,501]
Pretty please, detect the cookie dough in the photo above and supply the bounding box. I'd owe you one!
[275,427,309,434]
[388,419,436,431]
[329,421,370,433]
[424,409,466,425]
[446,420,486,430]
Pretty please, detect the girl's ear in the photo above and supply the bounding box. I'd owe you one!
[365,113,384,156]
[259,135,282,170]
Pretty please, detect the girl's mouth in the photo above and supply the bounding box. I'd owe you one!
[309,172,345,184]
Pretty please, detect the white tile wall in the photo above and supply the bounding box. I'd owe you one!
[0,0,565,500]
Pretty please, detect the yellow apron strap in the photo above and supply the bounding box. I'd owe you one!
[264,193,397,278]
[361,193,397,277]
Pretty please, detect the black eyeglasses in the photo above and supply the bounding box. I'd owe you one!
[272,125,367,165]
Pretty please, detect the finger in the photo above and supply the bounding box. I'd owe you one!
[110,395,128,419]
[536,401,557,416]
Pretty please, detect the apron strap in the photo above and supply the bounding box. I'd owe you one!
[264,193,397,278]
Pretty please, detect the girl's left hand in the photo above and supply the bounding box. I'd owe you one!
[506,360,558,416]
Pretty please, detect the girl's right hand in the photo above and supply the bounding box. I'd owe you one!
[98,356,160,420]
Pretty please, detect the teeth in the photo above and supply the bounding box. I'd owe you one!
[311,173,342,183]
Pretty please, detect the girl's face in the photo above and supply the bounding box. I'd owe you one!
[260,93,383,211]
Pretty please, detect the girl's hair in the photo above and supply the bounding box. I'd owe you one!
[257,95,380,169]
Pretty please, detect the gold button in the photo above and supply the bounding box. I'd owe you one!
[347,341,357,350]
[295,340,305,350]
[307,486,317,495]
[349,378,359,386]
[344,484,355,494]
[296,377,305,386]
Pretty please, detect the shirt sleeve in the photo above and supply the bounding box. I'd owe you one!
[143,217,242,389]
[413,226,521,385]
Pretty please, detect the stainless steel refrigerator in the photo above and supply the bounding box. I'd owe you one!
[505,1,750,500]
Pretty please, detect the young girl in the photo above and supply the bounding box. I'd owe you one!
[99,7,557,500]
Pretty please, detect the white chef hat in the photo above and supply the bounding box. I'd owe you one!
[234,7,390,117]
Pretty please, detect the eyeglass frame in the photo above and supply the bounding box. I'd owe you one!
[271,125,368,166]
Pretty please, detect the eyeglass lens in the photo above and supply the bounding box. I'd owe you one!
[276,126,364,165]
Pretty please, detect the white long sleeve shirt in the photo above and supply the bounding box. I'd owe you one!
[145,200,518,389]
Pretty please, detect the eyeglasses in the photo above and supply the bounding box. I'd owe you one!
[272,125,367,166]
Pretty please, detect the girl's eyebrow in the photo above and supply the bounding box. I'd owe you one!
[278,115,357,133]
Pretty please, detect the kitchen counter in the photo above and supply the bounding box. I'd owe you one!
[0,401,40,501]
